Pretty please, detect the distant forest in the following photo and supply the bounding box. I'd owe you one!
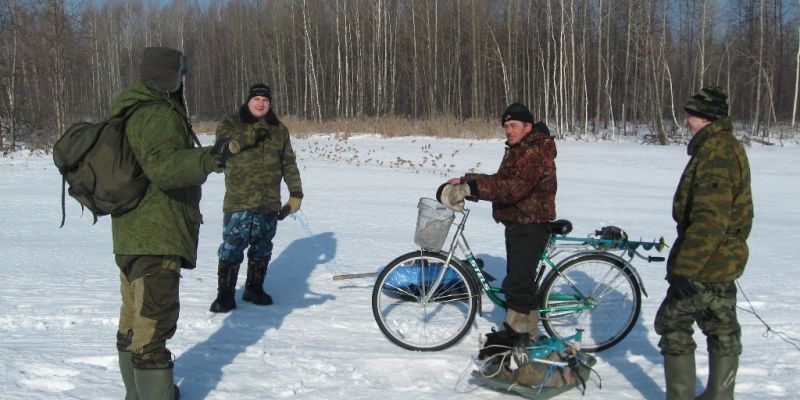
[1,0,799,150]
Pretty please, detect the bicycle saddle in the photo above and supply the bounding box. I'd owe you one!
[549,219,573,236]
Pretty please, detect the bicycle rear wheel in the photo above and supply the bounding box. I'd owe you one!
[539,254,641,352]
[372,251,479,351]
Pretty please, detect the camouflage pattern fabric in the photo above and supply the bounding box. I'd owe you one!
[217,210,278,265]
[463,131,556,224]
[667,116,754,282]
[116,255,181,364]
[111,82,221,268]
[684,86,729,121]
[654,279,741,357]
[216,106,303,214]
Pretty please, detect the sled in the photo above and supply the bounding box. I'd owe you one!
[472,330,599,399]
[471,351,597,399]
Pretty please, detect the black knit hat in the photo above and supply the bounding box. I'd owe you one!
[501,103,534,126]
[247,84,272,102]
[140,47,187,94]
[684,86,729,121]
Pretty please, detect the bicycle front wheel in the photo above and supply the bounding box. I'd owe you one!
[372,251,479,351]
[540,254,641,352]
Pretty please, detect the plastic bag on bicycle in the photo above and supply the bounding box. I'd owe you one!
[382,261,467,299]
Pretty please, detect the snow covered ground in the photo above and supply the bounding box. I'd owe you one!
[1,134,798,399]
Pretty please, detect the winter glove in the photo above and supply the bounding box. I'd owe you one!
[668,275,697,298]
[210,138,240,167]
[278,196,302,220]
[436,183,474,212]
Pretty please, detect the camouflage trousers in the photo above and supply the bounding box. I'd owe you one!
[654,279,741,357]
[217,210,278,265]
[116,255,181,368]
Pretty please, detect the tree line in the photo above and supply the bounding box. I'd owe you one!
[1,0,798,151]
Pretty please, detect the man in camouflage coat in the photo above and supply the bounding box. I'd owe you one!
[209,84,303,313]
[112,47,231,399]
[655,87,753,400]
[440,103,556,338]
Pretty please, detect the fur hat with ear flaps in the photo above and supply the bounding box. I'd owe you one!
[140,47,188,94]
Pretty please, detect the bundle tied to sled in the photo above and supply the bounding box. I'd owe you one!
[472,325,600,399]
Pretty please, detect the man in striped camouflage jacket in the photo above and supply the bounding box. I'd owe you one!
[655,87,754,400]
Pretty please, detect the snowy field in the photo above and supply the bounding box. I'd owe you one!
[1,134,799,399]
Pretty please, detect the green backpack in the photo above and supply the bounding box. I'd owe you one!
[53,101,163,226]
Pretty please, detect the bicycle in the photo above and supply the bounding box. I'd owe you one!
[371,198,666,352]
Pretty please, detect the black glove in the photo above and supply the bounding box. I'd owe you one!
[277,196,302,220]
[210,138,239,167]
[668,275,697,298]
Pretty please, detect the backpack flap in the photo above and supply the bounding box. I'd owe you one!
[54,102,156,226]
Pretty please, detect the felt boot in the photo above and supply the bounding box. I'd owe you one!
[242,259,273,305]
[209,261,240,313]
[503,308,530,334]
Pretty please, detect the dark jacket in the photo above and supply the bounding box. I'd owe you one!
[111,51,220,268]
[667,117,754,282]
[215,105,303,214]
[463,132,557,224]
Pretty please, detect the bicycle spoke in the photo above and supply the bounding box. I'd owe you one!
[373,252,478,351]
[541,255,641,352]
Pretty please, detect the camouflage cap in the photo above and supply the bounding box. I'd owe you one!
[684,86,728,120]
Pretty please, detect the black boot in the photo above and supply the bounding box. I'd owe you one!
[209,261,240,313]
[242,260,273,305]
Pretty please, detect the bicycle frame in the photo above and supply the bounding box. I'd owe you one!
[420,209,659,315]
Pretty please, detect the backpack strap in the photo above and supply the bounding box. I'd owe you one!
[60,176,66,227]
[121,100,202,147]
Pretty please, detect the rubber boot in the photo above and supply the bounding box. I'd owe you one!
[242,259,273,305]
[696,355,738,400]
[133,367,178,400]
[503,308,530,334]
[118,351,140,400]
[209,261,240,313]
[664,354,697,400]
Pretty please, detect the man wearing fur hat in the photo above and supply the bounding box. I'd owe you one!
[655,87,753,399]
[209,84,303,313]
[112,47,233,399]
[439,103,556,339]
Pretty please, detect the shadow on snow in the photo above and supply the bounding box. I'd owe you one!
[174,232,336,398]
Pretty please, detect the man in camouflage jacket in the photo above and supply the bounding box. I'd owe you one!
[655,87,753,400]
[209,84,303,313]
[112,47,231,400]
[440,103,556,338]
